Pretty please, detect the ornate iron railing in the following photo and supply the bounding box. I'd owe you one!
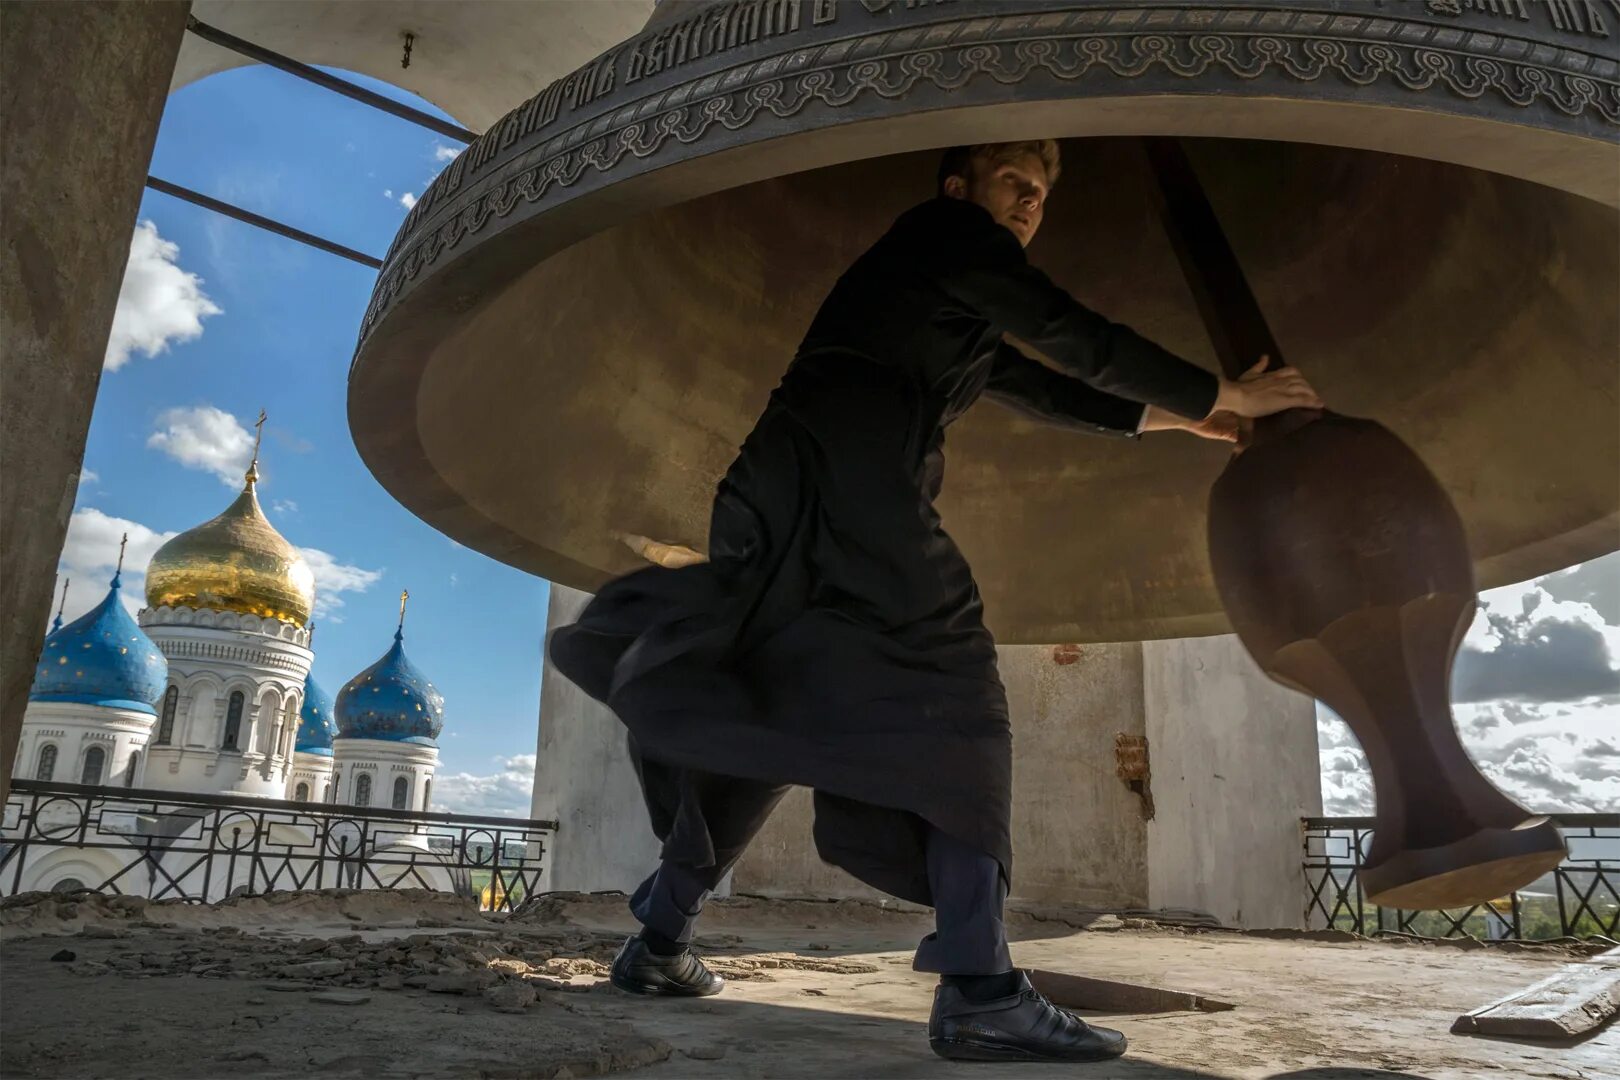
[0,779,557,912]
[1304,814,1620,941]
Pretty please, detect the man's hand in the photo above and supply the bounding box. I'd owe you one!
[1212,357,1323,418]
[1140,405,1240,442]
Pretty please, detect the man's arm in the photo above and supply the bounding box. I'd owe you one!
[930,200,1220,420]
[982,342,1146,438]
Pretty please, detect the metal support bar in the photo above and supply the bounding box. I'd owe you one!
[145,176,383,269]
[1141,137,1282,380]
[184,15,477,145]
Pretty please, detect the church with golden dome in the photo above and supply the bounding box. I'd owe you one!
[13,423,447,818]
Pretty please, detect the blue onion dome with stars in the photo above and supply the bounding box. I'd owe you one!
[31,571,167,715]
[296,671,337,756]
[334,594,444,744]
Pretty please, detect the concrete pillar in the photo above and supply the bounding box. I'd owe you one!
[0,0,191,800]
[530,585,661,893]
[727,637,1319,927]
[1143,635,1322,928]
[536,585,1320,927]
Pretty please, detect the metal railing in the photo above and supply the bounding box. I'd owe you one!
[1304,814,1619,941]
[0,780,556,912]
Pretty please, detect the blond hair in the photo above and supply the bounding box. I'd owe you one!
[937,140,1061,194]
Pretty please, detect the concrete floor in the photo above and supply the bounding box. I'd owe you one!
[1,889,1614,1079]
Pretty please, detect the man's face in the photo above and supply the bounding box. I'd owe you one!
[945,151,1049,247]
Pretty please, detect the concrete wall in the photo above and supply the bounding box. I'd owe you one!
[0,0,192,801]
[174,1,653,131]
[1144,636,1321,928]
[536,585,1321,927]
[530,585,662,893]
[732,641,1152,907]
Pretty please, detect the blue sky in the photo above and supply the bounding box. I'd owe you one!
[60,62,1616,819]
[61,66,544,815]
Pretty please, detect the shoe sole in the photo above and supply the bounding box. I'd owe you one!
[929,1037,1126,1063]
[609,971,724,998]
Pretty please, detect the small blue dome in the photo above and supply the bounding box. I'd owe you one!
[295,672,337,756]
[334,629,444,744]
[30,573,167,714]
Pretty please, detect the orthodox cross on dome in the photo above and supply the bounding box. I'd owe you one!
[246,408,267,484]
[52,577,70,632]
[396,589,410,639]
[113,532,129,583]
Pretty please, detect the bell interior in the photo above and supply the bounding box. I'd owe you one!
[404,137,1618,644]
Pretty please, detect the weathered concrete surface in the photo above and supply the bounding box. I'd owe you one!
[1144,637,1321,929]
[1001,642,1151,908]
[0,0,191,801]
[734,637,1320,926]
[529,584,661,894]
[173,1,653,131]
[733,642,1152,907]
[600,621,1319,926]
[2,889,1614,1080]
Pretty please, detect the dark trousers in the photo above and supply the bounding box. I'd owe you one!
[629,775,1011,976]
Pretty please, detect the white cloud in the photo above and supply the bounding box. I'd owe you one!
[55,508,179,621]
[399,192,418,210]
[298,548,383,621]
[1454,582,1620,703]
[147,405,256,486]
[77,469,99,491]
[104,221,222,370]
[433,144,460,163]
[271,499,299,515]
[383,188,393,199]
[430,754,536,817]
[1317,557,1620,817]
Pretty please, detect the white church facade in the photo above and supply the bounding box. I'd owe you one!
[7,438,450,896]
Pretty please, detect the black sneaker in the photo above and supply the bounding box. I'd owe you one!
[608,935,725,997]
[928,971,1127,1062]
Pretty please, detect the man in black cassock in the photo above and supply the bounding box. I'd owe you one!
[549,140,1321,1063]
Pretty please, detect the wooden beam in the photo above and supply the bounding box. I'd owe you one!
[1025,968,1235,1014]
[1452,947,1619,1039]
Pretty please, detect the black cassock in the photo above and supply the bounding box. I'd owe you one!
[549,196,1219,905]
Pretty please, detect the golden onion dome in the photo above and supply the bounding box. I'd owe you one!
[144,457,315,627]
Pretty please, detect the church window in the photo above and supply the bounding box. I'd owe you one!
[156,686,178,744]
[354,773,372,806]
[324,781,334,803]
[392,776,409,810]
[35,743,57,781]
[124,751,140,787]
[223,691,245,750]
[294,781,310,802]
[81,746,105,785]
[422,780,432,812]
[50,878,87,894]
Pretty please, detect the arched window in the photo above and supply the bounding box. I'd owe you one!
[81,746,105,785]
[156,686,178,744]
[124,751,140,787]
[324,781,334,803]
[392,776,409,810]
[294,781,310,802]
[422,779,432,812]
[222,691,245,750]
[283,700,299,756]
[50,877,87,894]
[354,773,372,807]
[35,743,57,781]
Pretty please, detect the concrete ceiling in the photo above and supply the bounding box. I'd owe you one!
[173,0,657,131]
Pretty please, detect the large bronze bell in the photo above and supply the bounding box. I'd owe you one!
[350,2,1618,908]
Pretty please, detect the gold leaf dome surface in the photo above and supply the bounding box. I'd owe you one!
[144,472,315,627]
